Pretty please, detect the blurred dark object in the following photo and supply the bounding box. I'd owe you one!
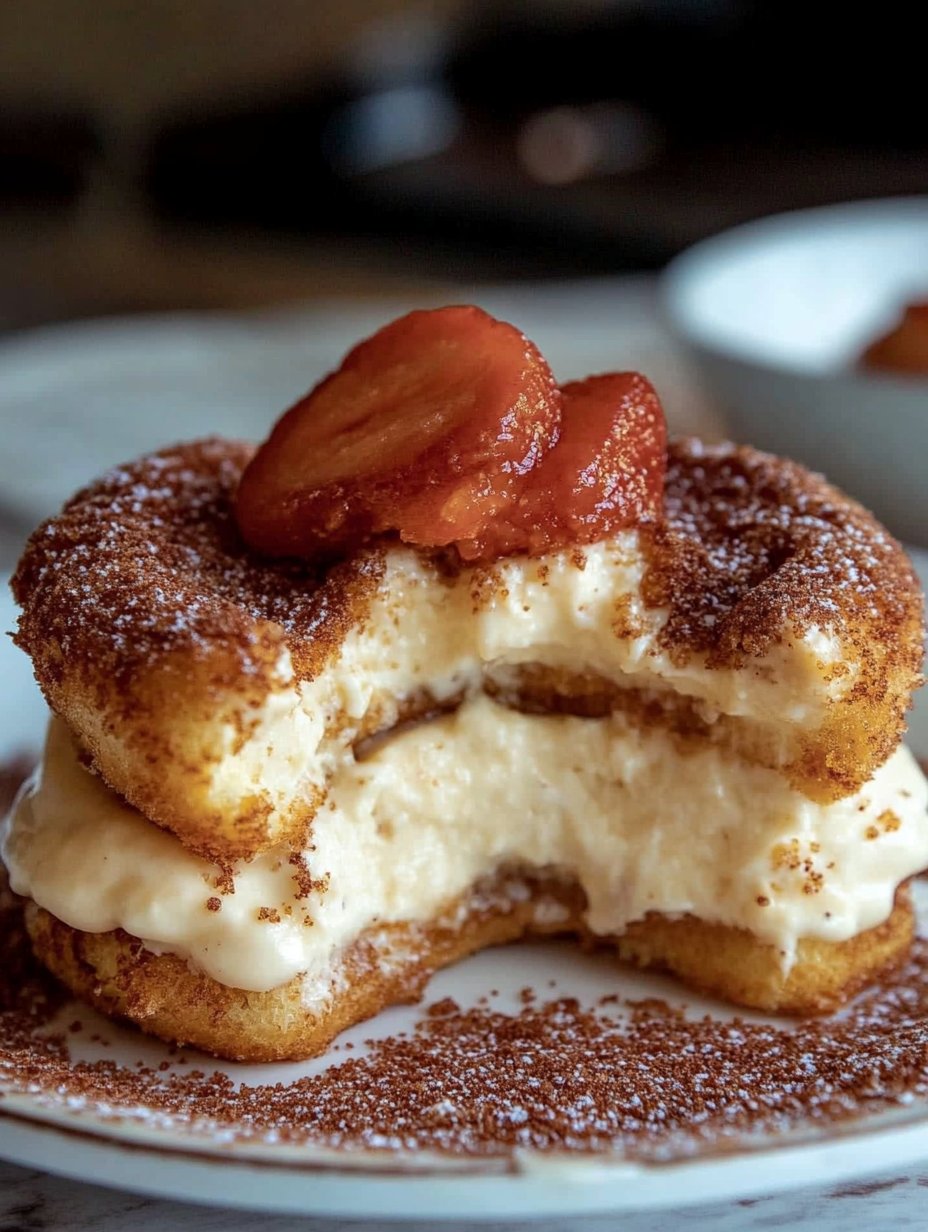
[449,1,926,148]
[0,108,100,207]
[141,0,928,278]
[4,1,928,283]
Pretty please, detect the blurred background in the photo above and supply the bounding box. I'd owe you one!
[3,0,926,325]
[1,0,927,565]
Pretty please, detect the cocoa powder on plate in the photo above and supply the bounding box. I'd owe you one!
[3,882,928,1164]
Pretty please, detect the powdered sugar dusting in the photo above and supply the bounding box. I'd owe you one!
[12,438,385,687]
[645,439,922,668]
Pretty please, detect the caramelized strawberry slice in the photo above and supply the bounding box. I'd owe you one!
[235,306,561,560]
[457,372,665,560]
[544,372,666,536]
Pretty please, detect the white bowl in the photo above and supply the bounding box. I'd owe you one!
[662,197,928,545]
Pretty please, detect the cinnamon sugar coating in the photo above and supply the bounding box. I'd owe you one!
[11,438,384,688]
[15,436,919,688]
[11,440,384,858]
[9,436,925,855]
[651,439,922,667]
[648,440,924,798]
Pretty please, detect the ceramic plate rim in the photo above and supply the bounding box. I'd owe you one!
[5,1098,928,1219]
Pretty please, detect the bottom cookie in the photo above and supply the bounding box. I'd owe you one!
[24,876,914,1062]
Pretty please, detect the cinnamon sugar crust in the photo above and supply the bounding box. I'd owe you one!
[649,440,924,798]
[652,439,922,669]
[11,437,384,687]
[24,879,915,1062]
[11,440,384,858]
[10,436,925,857]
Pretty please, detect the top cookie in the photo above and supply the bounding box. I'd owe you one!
[12,437,923,861]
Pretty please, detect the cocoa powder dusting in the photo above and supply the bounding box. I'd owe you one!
[4,884,928,1163]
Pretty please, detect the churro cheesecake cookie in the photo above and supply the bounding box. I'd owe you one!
[5,306,928,1061]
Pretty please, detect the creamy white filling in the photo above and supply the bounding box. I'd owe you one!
[199,539,853,827]
[5,706,927,997]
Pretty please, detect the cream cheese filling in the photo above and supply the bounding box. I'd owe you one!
[5,706,928,997]
[195,538,854,829]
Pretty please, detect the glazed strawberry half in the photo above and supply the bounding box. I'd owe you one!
[235,305,667,563]
[235,306,562,560]
[455,371,667,561]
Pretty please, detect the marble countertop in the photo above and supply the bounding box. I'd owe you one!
[3,1158,928,1231]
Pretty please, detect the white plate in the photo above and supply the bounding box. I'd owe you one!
[664,197,928,373]
[661,197,928,545]
[3,552,928,1220]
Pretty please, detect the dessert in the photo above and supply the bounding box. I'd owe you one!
[3,306,928,1063]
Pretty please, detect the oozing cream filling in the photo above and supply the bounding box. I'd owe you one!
[194,539,853,830]
[5,707,928,997]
